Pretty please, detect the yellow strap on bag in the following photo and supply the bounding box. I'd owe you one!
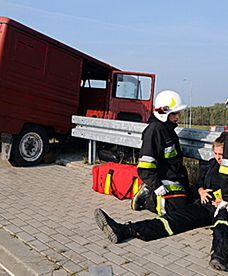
[133,178,139,196]
[104,172,112,194]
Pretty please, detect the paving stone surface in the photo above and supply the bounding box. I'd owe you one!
[0,150,228,276]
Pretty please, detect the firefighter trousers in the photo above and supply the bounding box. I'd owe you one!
[211,208,228,260]
[132,201,213,241]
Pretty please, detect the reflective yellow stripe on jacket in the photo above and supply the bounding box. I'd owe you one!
[156,196,166,216]
[137,162,157,169]
[156,195,162,216]
[162,180,185,192]
[164,145,178,159]
[219,158,228,175]
[137,155,157,169]
[212,220,228,228]
[165,184,185,192]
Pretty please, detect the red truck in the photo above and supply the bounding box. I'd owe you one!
[0,17,155,166]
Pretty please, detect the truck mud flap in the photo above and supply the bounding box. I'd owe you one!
[1,133,13,160]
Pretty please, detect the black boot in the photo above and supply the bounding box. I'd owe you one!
[131,183,150,211]
[209,254,227,271]
[209,217,228,271]
[94,208,135,243]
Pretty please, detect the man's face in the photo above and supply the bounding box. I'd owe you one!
[214,145,223,165]
[168,112,180,124]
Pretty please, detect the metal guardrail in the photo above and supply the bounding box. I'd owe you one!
[71,116,221,164]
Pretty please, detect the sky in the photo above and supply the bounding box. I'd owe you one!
[1,0,228,107]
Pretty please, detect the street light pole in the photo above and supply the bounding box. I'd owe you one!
[189,81,192,128]
[183,78,192,128]
[226,98,228,128]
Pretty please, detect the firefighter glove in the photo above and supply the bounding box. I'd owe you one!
[154,185,168,196]
[214,200,228,217]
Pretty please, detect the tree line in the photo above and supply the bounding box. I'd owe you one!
[180,103,228,126]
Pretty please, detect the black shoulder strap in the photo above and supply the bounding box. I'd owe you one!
[109,170,137,200]
[122,176,138,200]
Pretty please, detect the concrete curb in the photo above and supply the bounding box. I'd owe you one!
[0,247,36,276]
[0,229,54,276]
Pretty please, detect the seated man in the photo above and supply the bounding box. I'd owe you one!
[211,130,228,270]
[94,132,228,271]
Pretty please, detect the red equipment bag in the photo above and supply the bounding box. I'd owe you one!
[92,162,143,200]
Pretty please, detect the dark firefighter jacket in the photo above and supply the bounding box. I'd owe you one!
[196,131,228,202]
[197,158,222,192]
[194,158,225,216]
[220,132,228,201]
[137,114,189,193]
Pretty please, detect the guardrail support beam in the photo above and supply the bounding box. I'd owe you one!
[88,140,96,164]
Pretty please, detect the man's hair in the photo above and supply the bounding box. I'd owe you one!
[213,132,225,149]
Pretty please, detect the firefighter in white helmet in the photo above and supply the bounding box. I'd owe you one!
[131,90,193,214]
[153,90,187,122]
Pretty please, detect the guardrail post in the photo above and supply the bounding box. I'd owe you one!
[92,140,96,164]
[88,140,96,164]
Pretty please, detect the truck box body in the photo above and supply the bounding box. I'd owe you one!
[0,17,116,135]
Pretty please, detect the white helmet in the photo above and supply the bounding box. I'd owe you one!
[154,90,186,122]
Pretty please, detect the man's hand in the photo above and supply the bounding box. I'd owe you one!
[198,188,213,204]
[212,199,222,207]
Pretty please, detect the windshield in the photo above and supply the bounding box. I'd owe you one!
[114,73,152,100]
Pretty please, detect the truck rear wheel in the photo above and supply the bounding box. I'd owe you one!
[10,126,49,167]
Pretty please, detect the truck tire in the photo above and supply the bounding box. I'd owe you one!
[10,126,49,167]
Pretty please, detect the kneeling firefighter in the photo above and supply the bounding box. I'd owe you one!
[131,90,193,214]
